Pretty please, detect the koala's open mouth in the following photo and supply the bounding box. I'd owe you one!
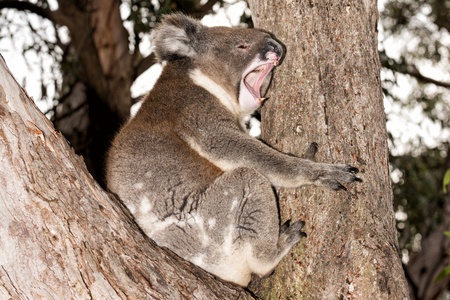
[241,51,280,110]
[243,62,277,103]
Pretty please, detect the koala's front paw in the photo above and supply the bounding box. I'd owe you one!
[313,163,362,191]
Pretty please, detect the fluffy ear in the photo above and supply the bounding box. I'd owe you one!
[153,14,204,61]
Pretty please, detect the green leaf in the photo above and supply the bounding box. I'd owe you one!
[445,231,450,238]
[444,169,450,194]
[435,265,450,282]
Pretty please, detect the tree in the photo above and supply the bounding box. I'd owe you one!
[0,0,413,298]
[0,55,253,299]
[247,0,409,298]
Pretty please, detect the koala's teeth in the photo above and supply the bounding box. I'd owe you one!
[273,61,279,66]
[255,66,267,72]
[257,98,267,102]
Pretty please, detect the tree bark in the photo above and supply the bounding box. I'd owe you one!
[248,0,409,298]
[0,56,253,299]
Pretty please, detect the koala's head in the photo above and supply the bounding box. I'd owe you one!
[153,14,284,113]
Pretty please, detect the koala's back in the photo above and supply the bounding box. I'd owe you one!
[107,62,225,241]
[107,67,222,207]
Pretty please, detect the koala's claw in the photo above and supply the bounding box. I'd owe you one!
[348,166,359,174]
[347,166,363,183]
[294,220,306,229]
[281,220,305,231]
[305,142,319,161]
[337,183,347,191]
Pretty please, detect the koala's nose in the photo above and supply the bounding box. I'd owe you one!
[264,37,284,59]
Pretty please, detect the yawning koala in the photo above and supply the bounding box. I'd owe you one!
[106,14,361,286]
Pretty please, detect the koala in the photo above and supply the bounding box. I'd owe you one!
[106,14,361,287]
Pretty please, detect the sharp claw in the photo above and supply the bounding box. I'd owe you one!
[309,142,318,149]
[354,177,363,182]
[349,167,359,173]
[337,183,347,191]
[305,142,319,160]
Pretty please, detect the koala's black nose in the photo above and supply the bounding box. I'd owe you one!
[264,37,284,58]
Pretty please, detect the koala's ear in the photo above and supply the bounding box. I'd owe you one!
[153,14,204,61]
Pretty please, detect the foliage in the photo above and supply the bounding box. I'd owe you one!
[435,172,450,283]
[390,144,449,252]
[435,232,450,282]
[0,0,63,111]
[444,169,450,194]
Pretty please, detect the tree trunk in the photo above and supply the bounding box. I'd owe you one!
[0,56,253,299]
[248,0,409,298]
[54,0,134,184]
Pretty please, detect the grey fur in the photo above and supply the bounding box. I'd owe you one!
[106,14,361,286]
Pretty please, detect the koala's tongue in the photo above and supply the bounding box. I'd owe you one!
[243,63,274,102]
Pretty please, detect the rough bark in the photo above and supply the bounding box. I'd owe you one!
[248,0,409,299]
[0,56,253,299]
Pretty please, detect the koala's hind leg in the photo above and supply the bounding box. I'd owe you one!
[199,167,305,286]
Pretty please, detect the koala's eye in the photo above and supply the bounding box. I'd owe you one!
[237,43,249,50]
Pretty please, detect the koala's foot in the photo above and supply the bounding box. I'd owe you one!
[261,220,306,278]
[279,220,307,247]
[302,143,362,190]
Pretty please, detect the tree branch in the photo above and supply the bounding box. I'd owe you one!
[181,0,222,19]
[404,64,450,89]
[380,51,450,89]
[0,0,63,25]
